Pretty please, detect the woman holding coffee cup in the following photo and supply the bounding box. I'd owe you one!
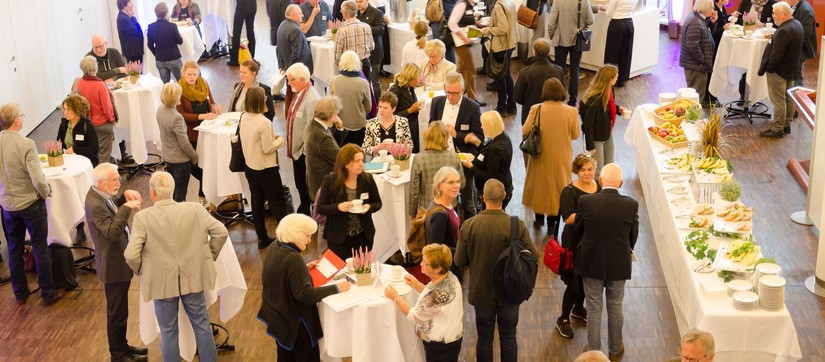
[362,93,414,157]
[316,144,383,259]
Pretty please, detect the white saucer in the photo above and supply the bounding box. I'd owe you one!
[386,171,402,178]
[374,155,392,163]
[348,206,367,214]
[393,282,412,295]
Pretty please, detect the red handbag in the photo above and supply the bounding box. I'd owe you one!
[543,237,574,275]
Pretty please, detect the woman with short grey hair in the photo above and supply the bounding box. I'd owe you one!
[157,83,197,202]
[330,50,372,146]
[76,55,116,165]
[420,40,456,90]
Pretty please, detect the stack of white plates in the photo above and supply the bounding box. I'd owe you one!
[727,280,753,296]
[732,291,759,311]
[659,92,677,105]
[758,275,786,310]
[752,263,782,293]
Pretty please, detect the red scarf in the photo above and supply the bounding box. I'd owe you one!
[608,88,617,129]
[286,87,309,159]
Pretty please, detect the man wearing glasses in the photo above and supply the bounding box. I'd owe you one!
[86,34,127,82]
[430,72,482,220]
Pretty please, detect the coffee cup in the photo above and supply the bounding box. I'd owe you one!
[351,199,364,211]
[390,164,401,176]
[766,22,773,30]
[391,265,404,280]
[383,138,394,143]
[622,110,632,120]
[346,257,354,271]
[378,149,388,159]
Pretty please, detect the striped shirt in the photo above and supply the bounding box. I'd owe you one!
[334,18,374,65]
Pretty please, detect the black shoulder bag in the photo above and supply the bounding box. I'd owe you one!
[519,105,542,155]
[228,113,246,172]
[574,0,592,52]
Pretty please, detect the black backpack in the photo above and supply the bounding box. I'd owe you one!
[49,244,78,291]
[494,216,538,304]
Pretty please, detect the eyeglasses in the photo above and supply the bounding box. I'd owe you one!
[576,153,596,160]
[445,91,462,96]
[681,355,708,362]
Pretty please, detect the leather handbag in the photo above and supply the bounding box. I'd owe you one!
[519,105,542,155]
[517,4,539,30]
[228,113,246,172]
[485,4,510,80]
[574,0,592,52]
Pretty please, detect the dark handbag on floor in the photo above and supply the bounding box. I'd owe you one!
[228,113,246,172]
[520,105,542,155]
[23,245,35,272]
[574,0,592,52]
[49,244,78,291]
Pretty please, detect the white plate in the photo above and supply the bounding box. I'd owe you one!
[392,282,412,295]
[458,153,475,162]
[42,167,65,177]
[733,290,759,303]
[759,275,786,288]
[348,206,368,214]
[373,155,393,163]
[714,241,762,273]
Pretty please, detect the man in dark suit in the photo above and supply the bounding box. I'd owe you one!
[356,0,385,98]
[758,2,804,138]
[430,72,483,219]
[229,0,258,66]
[573,163,638,361]
[115,0,144,63]
[514,39,565,124]
[304,97,346,202]
[787,0,817,86]
[277,5,313,73]
[84,163,147,362]
[267,0,291,47]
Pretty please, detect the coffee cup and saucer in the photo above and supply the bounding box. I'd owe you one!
[386,164,402,178]
[348,199,367,214]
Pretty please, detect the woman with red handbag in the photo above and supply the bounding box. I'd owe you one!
[555,152,600,339]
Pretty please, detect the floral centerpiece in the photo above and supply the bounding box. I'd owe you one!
[389,143,412,170]
[126,61,142,84]
[351,246,375,286]
[742,12,758,32]
[44,140,64,167]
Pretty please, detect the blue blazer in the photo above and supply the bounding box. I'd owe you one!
[147,19,183,61]
[116,11,144,59]
[429,95,483,155]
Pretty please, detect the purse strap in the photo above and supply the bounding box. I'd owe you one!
[535,104,541,130]
[235,112,244,145]
[577,0,582,30]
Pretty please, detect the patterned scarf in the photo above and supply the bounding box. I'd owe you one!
[178,76,210,103]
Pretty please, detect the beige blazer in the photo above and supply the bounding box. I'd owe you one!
[420,59,457,88]
[239,112,286,170]
[482,0,517,53]
[125,199,228,302]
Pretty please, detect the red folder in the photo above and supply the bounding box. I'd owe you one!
[310,249,347,287]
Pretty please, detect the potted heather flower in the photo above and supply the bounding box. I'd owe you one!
[44,140,64,167]
[743,12,758,33]
[329,20,342,41]
[126,61,142,84]
[351,246,375,286]
[389,143,412,171]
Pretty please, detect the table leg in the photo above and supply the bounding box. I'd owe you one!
[723,82,770,123]
[117,153,165,180]
[213,196,253,226]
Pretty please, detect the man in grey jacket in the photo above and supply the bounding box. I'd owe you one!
[125,171,228,361]
[0,103,60,306]
[679,0,716,106]
[547,0,597,106]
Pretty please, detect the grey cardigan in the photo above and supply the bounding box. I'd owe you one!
[547,0,596,48]
[330,74,372,130]
[156,106,197,164]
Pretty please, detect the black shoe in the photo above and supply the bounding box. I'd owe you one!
[784,126,791,134]
[42,290,65,307]
[507,104,517,114]
[226,61,240,67]
[112,353,148,362]
[0,275,9,286]
[380,70,393,78]
[556,318,574,338]
[486,84,497,92]
[759,129,784,138]
[127,345,148,355]
[475,99,487,107]
[495,107,509,116]
[273,94,285,102]
[533,218,545,228]
[571,307,587,322]
[476,67,486,75]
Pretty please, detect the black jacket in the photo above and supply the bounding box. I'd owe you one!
[56,117,100,166]
[580,93,621,151]
[759,19,804,80]
[258,242,338,350]
[317,173,383,248]
[86,48,126,82]
[679,11,714,72]
[466,133,513,195]
[266,0,290,46]
[357,5,385,64]
[147,19,183,61]
[736,0,776,25]
[573,188,639,281]
[276,19,313,72]
[116,11,144,59]
[429,95,483,155]
[793,0,817,60]
[513,56,565,124]
[388,83,421,152]
[710,4,728,52]
[229,82,276,121]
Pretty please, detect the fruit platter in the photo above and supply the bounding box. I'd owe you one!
[714,202,754,233]
[713,239,762,272]
[652,99,701,126]
[648,121,688,148]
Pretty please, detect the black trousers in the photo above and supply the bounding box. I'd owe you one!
[105,281,132,358]
[276,324,321,362]
[329,232,371,260]
[603,18,634,85]
[342,128,366,148]
[460,171,476,220]
[422,337,463,362]
[292,155,311,215]
[189,141,204,197]
[231,0,258,63]
[245,166,288,243]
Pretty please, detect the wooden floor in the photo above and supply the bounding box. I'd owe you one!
[3,12,825,361]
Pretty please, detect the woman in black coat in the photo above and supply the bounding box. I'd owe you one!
[228,60,276,121]
[115,0,144,63]
[461,111,513,209]
[736,0,775,25]
[258,214,351,361]
[388,63,423,153]
[57,95,100,166]
[316,144,382,259]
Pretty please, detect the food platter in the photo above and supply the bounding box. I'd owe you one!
[714,202,753,234]
[713,240,762,273]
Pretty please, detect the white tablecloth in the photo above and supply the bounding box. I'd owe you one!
[42,154,94,247]
[371,169,412,263]
[624,104,802,362]
[138,235,247,361]
[415,89,445,148]
[195,112,251,207]
[111,75,164,165]
[310,40,338,87]
[709,32,771,103]
[200,0,235,45]
[386,22,489,75]
[143,25,206,78]
[319,266,425,361]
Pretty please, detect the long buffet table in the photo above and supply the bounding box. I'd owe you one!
[624,105,802,362]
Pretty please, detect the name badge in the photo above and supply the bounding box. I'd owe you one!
[460,124,469,131]
[322,16,327,21]
[465,10,473,15]
[478,154,485,162]
[76,134,85,141]
[360,192,369,200]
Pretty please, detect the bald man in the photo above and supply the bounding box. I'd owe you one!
[86,35,127,82]
[276,5,313,73]
[573,163,638,360]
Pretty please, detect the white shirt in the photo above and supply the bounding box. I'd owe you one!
[440,97,463,152]
[407,273,464,343]
[606,0,636,19]
[401,40,429,71]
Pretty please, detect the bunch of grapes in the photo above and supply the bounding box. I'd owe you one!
[673,107,686,117]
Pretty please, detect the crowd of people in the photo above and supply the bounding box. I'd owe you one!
[0,0,814,360]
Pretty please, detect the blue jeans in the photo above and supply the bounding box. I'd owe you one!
[157,59,182,83]
[582,277,626,354]
[1,199,56,301]
[475,304,520,362]
[166,161,192,202]
[154,291,217,362]
[554,46,583,107]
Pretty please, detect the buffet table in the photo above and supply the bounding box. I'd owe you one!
[111,75,164,165]
[137,235,247,362]
[624,105,802,361]
[42,154,94,247]
[319,265,424,361]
